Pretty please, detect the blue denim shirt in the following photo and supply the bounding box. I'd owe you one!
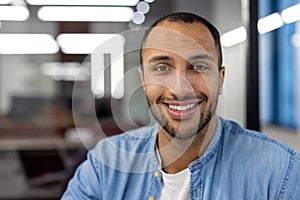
[62,117,300,199]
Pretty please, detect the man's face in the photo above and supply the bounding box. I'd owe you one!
[140,21,225,139]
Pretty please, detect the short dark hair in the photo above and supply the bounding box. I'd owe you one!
[140,12,223,69]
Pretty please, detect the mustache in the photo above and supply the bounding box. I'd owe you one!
[157,94,207,103]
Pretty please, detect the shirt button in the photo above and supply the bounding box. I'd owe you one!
[154,171,160,177]
[148,197,155,200]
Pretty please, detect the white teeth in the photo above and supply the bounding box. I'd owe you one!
[168,103,196,111]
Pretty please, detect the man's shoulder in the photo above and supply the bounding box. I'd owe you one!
[94,125,157,151]
[222,119,299,158]
[212,119,300,199]
[89,125,158,173]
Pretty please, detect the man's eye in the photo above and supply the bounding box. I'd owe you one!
[154,65,170,71]
[192,65,209,71]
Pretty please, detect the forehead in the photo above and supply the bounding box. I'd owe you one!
[142,21,217,62]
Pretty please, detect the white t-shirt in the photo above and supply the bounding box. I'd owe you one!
[156,149,191,200]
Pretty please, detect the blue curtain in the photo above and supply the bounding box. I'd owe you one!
[259,0,298,129]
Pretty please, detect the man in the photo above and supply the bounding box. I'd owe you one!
[62,12,300,199]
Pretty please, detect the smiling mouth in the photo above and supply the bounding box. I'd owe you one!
[161,100,203,120]
[167,103,196,111]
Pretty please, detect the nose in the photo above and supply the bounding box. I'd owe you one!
[167,70,195,98]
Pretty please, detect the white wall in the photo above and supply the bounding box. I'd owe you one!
[220,43,247,126]
[213,0,247,126]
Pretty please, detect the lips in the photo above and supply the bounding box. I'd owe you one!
[162,100,202,120]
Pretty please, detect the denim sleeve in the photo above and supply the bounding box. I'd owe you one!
[278,151,300,200]
[61,152,102,200]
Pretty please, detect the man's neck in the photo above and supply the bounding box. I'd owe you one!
[157,116,218,174]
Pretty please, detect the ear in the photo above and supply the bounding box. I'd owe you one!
[138,67,145,90]
[218,66,225,95]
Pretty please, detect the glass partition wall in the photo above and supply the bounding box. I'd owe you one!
[259,0,300,152]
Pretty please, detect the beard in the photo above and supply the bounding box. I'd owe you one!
[146,94,218,140]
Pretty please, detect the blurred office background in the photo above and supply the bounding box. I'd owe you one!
[0,0,299,199]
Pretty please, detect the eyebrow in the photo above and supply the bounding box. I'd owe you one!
[147,55,171,63]
[189,54,215,62]
[147,54,214,64]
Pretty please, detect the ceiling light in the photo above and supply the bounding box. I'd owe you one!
[57,33,125,54]
[0,6,29,21]
[257,13,283,34]
[137,1,150,14]
[27,0,139,6]
[221,26,247,47]
[132,11,145,24]
[0,34,59,54]
[144,0,155,3]
[38,6,133,22]
[0,0,11,4]
[281,3,300,24]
